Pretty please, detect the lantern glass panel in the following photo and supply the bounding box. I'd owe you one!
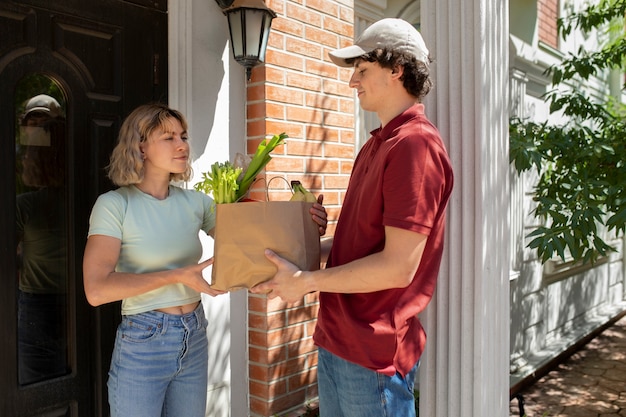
[227,10,244,57]
[244,9,265,59]
[258,16,272,61]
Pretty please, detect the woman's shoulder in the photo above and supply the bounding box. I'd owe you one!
[170,184,213,203]
[94,186,133,208]
[99,186,131,199]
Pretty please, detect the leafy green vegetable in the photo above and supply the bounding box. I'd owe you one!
[193,161,242,204]
[193,132,287,203]
[236,132,287,201]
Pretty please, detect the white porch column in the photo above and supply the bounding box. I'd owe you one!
[419,0,510,416]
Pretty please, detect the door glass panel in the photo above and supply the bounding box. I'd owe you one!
[15,74,70,386]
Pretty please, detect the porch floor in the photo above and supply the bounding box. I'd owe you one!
[509,315,626,417]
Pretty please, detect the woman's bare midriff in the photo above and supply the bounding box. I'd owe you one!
[155,301,199,315]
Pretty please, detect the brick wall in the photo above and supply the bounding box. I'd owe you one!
[245,0,355,415]
[538,0,559,48]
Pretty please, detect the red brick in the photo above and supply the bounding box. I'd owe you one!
[323,77,353,97]
[324,142,355,158]
[305,92,338,110]
[340,159,354,174]
[267,49,305,72]
[265,66,286,84]
[285,3,322,27]
[267,30,285,50]
[267,389,308,416]
[265,102,286,119]
[266,84,304,105]
[286,37,322,59]
[286,72,323,92]
[306,26,339,48]
[323,15,352,37]
[266,0,285,15]
[338,5,353,23]
[305,125,339,142]
[324,112,355,128]
[247,83,267,101]
[247,101,266,119]
[305,58,337,78]
[324,175,350,189]
[287,337,317,358]
[249,396,269,416]
[305,0,338,17]
[266,156,305,173]
[287,140,323,157]
[272,17,304,37]
[339,96,355,114]
[288,367,318,391]
[266,324,305,347]
[286,304,318,325]
[249,378,288,400]
[305,158,339,174]
[248,294,268,312]
[340,129,355,144]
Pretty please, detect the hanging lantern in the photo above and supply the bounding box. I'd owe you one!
[218,0,276,80]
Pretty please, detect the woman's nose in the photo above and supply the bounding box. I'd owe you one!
[175,136,188,148]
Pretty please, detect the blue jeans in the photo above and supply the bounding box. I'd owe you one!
[317,347,418,417]
[108,304,208,417]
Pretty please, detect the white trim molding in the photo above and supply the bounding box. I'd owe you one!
[420,0,511,415]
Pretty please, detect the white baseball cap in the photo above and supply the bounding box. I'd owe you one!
[23,94,63,119]
[329,18,429,67]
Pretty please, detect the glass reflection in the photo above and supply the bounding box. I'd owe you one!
[15,86,69,385]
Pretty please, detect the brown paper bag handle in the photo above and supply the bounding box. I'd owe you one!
[240,176,292,202]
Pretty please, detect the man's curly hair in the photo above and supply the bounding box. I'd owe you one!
[346,48,433,101]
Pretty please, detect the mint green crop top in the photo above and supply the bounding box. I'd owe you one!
[87,185,215,315]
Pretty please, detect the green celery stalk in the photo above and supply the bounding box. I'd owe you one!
[236,132,287,200]
[193,161,242,204]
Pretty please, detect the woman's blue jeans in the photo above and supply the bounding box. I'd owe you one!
[108,304,208,417]
[317,347,418,417]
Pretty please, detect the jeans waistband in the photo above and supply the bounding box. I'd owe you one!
[123,303,204,330]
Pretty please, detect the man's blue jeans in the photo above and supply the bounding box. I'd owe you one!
[317,347,418,417]
[108,303,208,417]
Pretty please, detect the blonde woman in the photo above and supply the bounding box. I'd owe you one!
[83,103,223,416]
[83,103,330,416]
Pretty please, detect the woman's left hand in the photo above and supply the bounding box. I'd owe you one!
[311,194,327,236]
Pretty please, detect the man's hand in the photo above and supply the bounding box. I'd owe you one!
[311,194,328,236]
[250,249,311,303]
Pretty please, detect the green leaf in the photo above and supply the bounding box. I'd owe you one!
[236,133,287,200]
[194,161,242,204]
[510,0,626,264]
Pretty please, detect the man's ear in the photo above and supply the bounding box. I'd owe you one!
[391,64,404,78]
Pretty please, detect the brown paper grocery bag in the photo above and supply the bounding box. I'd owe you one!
[211,201,321,291]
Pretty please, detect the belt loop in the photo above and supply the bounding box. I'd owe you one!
[161,311,169,334]
[194,303,204,330]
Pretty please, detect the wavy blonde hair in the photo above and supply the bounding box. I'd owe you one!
[107,103,192,186]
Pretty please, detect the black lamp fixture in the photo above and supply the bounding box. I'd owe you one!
[216,0,277,80]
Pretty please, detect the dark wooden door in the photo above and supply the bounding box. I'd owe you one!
[0,1,167,415]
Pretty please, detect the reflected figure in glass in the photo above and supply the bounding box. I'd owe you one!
[16,93,69,385]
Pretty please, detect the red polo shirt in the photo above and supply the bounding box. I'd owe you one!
[313,103,454,377]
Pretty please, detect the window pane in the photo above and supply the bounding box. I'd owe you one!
[15,75,70,386]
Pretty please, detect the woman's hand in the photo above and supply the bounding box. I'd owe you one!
[178,258,226,297]
[311,194,328,236]
[83,235,225,307]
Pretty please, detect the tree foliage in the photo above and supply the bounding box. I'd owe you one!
[510,0,626,264]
